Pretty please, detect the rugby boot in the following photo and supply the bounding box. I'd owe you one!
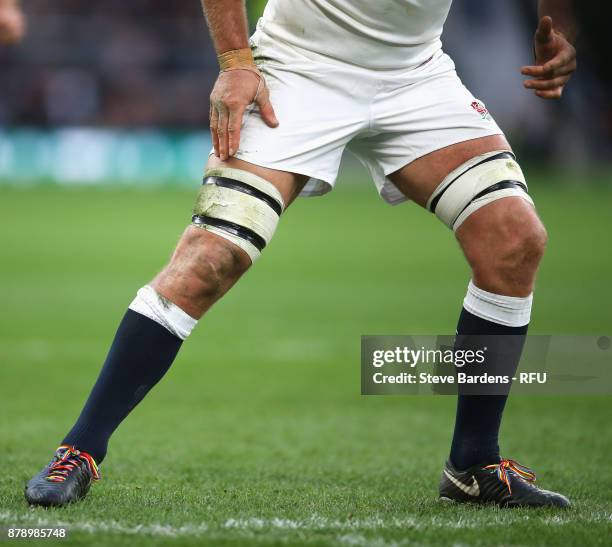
[439,458,570,507]
[25,445,100,507]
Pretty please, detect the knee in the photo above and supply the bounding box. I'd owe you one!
[495,216,547,276]
[163,226,251,303]
[459,200,548,292]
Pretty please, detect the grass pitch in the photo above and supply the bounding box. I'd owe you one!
[0,170,611,546]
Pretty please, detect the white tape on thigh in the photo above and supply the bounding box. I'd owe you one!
[426,151,533,231]
[192,168,285,263]
[454,188,534,231]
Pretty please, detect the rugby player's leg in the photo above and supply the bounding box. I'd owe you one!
[25,158,307,507]
[152,157,307,318]
[388,135,546,466]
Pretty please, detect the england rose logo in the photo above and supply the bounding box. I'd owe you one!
[471,100,491,120]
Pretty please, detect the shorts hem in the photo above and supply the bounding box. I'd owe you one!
[378,129,506,205]
[227,152,337,198]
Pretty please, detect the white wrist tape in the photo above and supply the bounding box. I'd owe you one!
[129,285,197,340]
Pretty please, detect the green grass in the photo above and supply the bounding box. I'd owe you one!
[0,171,611,546]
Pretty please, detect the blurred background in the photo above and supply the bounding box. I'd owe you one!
[0,0,610,185]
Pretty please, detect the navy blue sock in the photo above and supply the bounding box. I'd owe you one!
[63,310,183,463]
[449,308,528,470]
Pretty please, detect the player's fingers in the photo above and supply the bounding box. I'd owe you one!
[535,16,553,44]
[256,84,279,128]
[227,105,246,157]
[535,88,564,100]
[524,75,571,90]
[521,55,575,78]
[216,105,230,161]
[545,62,576,77]
[521,65,550,77]
[209,103,220,157]
[540,50,575,75]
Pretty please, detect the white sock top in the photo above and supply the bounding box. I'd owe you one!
[463,280,533,327]
[128,286,197,340]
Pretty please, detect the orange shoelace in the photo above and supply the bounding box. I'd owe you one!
[484,458,536,495]
[46,445,100,483]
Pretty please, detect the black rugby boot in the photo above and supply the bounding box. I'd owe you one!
[439,458,570,507]
[25,445,100,507]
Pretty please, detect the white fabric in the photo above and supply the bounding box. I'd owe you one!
[129,286,197,340]
[427,152,532,231]
[199,225,261,264]
[453,188,534,231]
[197,184,279,245]
[205,167,285,212]
[463,280,533,328]
[426,151,512,210]
[228,37,503,205]
[257,0,453,71]
[194,168,284,263]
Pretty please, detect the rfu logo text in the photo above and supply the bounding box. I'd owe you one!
[519,372,547,384]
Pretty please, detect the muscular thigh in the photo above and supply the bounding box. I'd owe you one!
[207,155,309,208]
[386,134,545,297]
[387,134,512,208]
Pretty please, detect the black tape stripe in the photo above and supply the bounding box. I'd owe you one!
[191,215,266,251]
[429,152,515,214]
[471,179,527,202]
[203,176,282,216]
[452,180,528,226]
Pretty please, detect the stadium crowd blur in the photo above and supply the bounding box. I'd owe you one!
[0,0,610,164]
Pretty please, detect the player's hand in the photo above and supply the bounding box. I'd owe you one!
[521,16,576,100]
[0,2,25,45]
[210,69,279,161]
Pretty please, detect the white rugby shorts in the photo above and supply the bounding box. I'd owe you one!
[226,31,504,205]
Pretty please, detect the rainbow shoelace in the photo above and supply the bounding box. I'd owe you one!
[46,445,100,483]
[484,458,536,495]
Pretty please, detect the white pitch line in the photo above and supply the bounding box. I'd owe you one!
[0,512,208,538]
[1,511,610,538]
